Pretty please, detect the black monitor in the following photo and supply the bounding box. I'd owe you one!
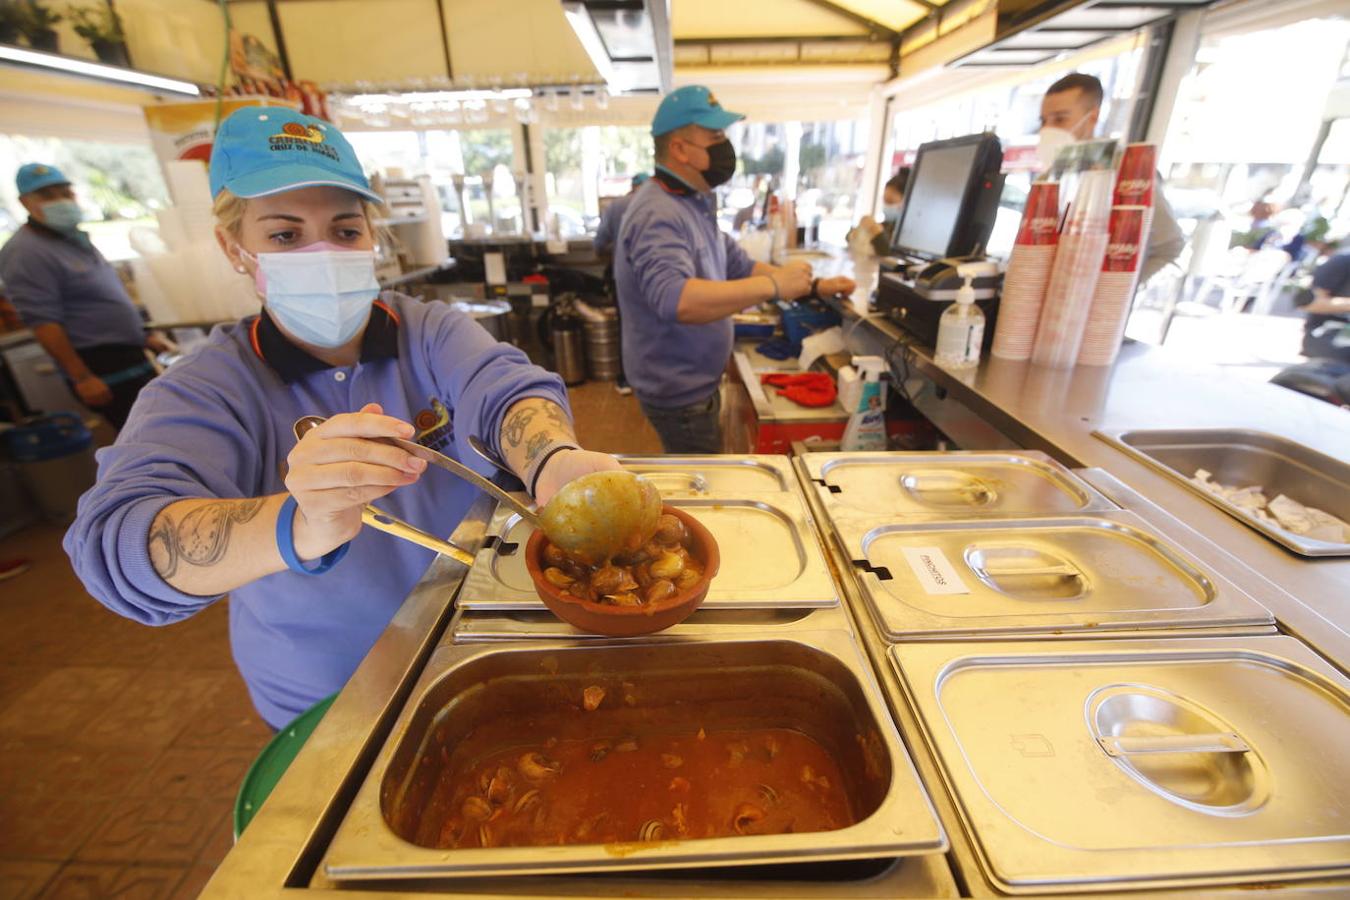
[889,132,1005,262]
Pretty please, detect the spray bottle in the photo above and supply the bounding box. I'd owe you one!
[840,355,888,451]
[935,260,998,370]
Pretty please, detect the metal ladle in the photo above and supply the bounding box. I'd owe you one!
[465,435,663,564]
[293,416,661,564]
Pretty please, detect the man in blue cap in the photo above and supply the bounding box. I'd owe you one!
[613,86,853,452]
[0,163,160,429]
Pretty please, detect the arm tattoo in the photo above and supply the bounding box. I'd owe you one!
[543,402,571,433]
[524,432,552,464]
[502,406,537,447]
[149,498,265,579]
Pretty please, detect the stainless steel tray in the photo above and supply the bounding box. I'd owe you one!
[459,492,838,610]
[831,510,1273,639]
[1095,428,1350,557]
[449,607,827,642]
[618,454,793,494]
[891,635,1350,893]
[324,633,946,879]
[802,450,1117,520]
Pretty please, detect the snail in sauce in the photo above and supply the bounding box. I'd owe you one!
[541,513,704,607]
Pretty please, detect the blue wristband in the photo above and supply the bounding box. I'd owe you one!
[276,494,349,575]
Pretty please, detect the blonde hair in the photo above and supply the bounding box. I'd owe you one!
[211,187,385,238]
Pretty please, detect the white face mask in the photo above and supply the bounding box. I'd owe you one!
[243,243,380,348]
[1036,126,1078,171]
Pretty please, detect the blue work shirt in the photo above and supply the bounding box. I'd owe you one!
[614,168,756,408]
[65,292,568,727]
[0,221,145,349]
[593,192,636,256]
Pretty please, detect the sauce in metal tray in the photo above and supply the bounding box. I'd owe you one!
[419,723,854,849]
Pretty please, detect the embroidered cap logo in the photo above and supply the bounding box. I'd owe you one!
[268,121,340,161]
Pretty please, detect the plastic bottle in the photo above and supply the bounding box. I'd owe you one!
[840,356,888,451]
[935,263,992,369]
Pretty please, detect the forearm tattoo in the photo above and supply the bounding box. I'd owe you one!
[524,432,552,464]
[503,400,575,451]
[503,406,537,448]
[149,498,266,579]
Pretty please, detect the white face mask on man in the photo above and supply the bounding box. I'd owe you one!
[241,241,380,348]
[1036,111,1094,171]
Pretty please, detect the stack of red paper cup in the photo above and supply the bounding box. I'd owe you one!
[1112,143,1156,244]
[1078,206,1148,366]
[1031,168,1113,369]
[992,181,1059,361]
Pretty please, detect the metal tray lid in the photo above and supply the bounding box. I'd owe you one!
[802,451,1116,519]
[459,492,838,611]
[617,454,794,495]
[891,635,1350,892]
[832,511,1273,639]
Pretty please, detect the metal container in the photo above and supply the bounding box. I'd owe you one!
[831,510,1273,640]
[802,450,1116,520]
[1094,428,1350,557]
[448,298,512,342]
[892,635,1350,893]
[550,315,587,386]
[617,453,794,494]
[322,634,946,879]
[583,315,621,381]
[459,491,838,611]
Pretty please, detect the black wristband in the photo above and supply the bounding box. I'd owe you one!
[527,442,580,497]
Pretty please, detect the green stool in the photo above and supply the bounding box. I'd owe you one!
[233,693,337,839]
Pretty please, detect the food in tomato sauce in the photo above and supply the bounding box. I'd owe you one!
[541,512,704,607]
[422,724,853,849]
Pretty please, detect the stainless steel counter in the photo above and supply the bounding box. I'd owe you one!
[200,251,1349,897]
[816,251,1349,667]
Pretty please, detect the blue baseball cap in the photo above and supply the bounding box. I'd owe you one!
[16,163,70,195]
[208,106,380,202]
[651,85,744,137]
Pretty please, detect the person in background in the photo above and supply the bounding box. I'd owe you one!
[593,173,649,395]
[1038,72,1184,282]
[65,107,619,729]
[848,168,910,255]
[0,164,167,429]
[1301,247,1350,364]
[614,86,855,453]
[594,172,648,257]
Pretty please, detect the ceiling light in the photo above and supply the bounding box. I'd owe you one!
[562,2,617,90]
[0,45,200,96]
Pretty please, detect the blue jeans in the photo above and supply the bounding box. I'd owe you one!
[639,391,722,454]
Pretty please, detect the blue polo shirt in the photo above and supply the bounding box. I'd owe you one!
[614,168,756,408]
[593,192,636,256]
[0,222,145,349]
[65,292,568,727]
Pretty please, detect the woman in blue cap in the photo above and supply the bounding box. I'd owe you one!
[65,107,617,728]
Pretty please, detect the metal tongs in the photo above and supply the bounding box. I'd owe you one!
[292,416,495,566]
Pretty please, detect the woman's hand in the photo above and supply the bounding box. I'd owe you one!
[283,402,427,559]
[532,449,623,507]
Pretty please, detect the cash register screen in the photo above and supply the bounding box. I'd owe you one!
[890,142,981,260]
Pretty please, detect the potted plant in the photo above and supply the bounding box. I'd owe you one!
[68,3,127,66]
[15,0,62,52]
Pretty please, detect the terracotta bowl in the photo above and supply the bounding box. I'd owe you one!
[525,506,719,636]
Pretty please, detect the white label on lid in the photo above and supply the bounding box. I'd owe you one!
[901,546,969,594]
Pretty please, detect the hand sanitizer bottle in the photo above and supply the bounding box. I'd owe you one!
[935,263,991,369]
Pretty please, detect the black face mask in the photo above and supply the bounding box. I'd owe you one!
[701,140,737,188]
